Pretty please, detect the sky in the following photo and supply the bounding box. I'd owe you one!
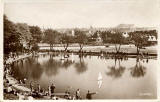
[4,0,160,29]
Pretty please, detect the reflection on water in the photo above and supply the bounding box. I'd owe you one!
[106,59,126,78]
[13,57,43,80]
[12,54,157,99]
[44,55,61,76]
[74,55,88,74]
[130,58,146,78]
[106,58,147,79]
[62,60,73,69]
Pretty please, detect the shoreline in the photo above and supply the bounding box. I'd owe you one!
[38,45,157,57]
[39,50,157,58]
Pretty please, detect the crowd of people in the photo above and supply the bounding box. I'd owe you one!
[27,81,97,100]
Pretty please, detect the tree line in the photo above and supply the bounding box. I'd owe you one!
[4,15,89,54]
[4,15,157,55]
[4,15,42,54]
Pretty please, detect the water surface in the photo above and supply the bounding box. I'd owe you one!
[12,54,157,99]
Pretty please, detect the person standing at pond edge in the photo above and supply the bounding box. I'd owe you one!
[76,89,81,99]
[86,90,97,100]
[50,84,55,97]
[37,84,41,93]
[30,81,33,92]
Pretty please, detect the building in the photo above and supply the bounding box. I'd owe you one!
[96,32,103,43]
[147,35,157,45]
[148,35,157,42]
[122,32,129,38]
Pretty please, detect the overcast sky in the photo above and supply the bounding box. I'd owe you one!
[4,0,160,29]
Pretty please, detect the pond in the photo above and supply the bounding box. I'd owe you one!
[12,53,157,99]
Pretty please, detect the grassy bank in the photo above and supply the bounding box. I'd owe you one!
[39,45,157,57]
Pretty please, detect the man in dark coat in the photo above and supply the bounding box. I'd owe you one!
[86,90,97,100]
[50,84,55,97]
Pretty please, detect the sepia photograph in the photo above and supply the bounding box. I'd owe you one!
[3,0,159,100]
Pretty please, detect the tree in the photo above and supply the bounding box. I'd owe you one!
[32,43,39,51]
[16,23,33,50]
[75,30,88,52]
[92,31,99,38]
[43,29,60,51]
[108,32,125,54]
[61,34,73,52]
[29,26,43,43]
[130,31,148,55]
[101,31,112,43]
[4,15,21,54]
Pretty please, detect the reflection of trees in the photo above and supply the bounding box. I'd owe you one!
[74,55,88,74]
[30,63,43,80]
[12,57,43,80]
[24,58,43,80]
[106,59,126,78]
[43,55,62,76]
[43,55,74,76]
[12,62,26,80]
[23,57,43,80]
[130,58,146,78]
[62,59,73,69]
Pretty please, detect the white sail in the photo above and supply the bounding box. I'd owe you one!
[98,72,103,88]
[98,72,102,80]
[98,80,102,88]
